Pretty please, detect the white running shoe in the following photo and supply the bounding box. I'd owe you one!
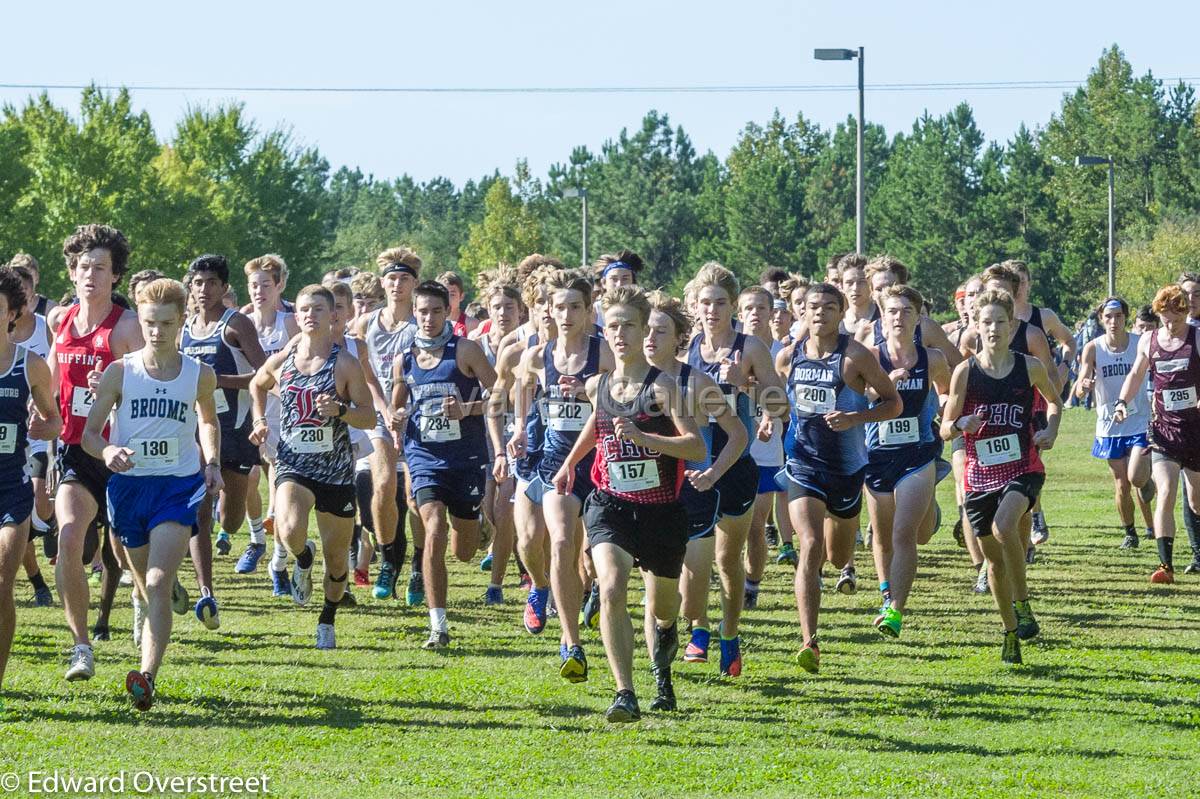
[315,623,336,650]
[65,643,94,682]
[131,591,147,647]
[171,579,190,615]
[291,541,316,607]
[119,570,133,587]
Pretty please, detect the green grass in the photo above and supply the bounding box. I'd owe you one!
[2,408,1199,798]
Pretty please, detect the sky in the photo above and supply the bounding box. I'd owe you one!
[2,1,1198,186]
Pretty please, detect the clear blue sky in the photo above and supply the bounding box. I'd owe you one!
[3,1,1196,185]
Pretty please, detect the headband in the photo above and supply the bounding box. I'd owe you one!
[772,299,788,310]
[601,261,633,279]
[1103,299,1125,312]
[954,289,966,300]
[382,262,418,279]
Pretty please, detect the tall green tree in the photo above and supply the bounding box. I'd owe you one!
[459,177,544,281]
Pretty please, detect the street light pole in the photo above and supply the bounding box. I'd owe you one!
[562,187,589,267]
[815,46,865,254]
[1075,155,1116,295]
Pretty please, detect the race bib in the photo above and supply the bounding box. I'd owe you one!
[286,426,332,453]
[213,390,229,415]
[548,400,589,432]
[608,459,660,492]
[130,437,179,467]
[420,413,461,443]
[794,384,835,415]
[975,433,1020,467]
[1161,385,1197,412]
[71,386,94,418]
[880,416,920,446]
[0,423,16,454]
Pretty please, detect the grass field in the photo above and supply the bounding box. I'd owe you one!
[1,407,1198,798]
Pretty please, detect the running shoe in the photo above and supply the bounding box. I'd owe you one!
[271,568,291,597]
[484,586,504,605]
[854,528,863,548]
[92,624,110,642]
[338,589,357,608]
[650,623,679,711]
[125,670,154,711]
[953,514,965,548]
[683,626,710,663]
[1151,564,1175,584]
[560,645,588,683]
[291,542,316,607]
[1120,533,1139,550]
[796,641,820,674]
[195,588,220,630]
[1031,511,1049,545]
[406,572,426,606]
[1001,629,1022,664]
[373,561,398,600]
[764,524,779,548]
[422,629,450,650]
[524,586,549,634]
[43,524,58,560]
[1013,600,1039,640]
[32,585,53,607]
[235,543,266,574]
[874,605,902,638]
[835,566,858,595]
[776,542,798,566]
[581,583,601,630]
[864,527,873,550]
[1184,560,1200,574]
[1024,546,1036,565]
[973,568,990,595]
[119,569,133,587]
[171,579,189,615]
[518,573,532,592]
[132,591,146,647]
[316,623,336,650]
[743,585,759,611]
[1144,527,1155,540]
[605,690,640,723]
[215,531,232,556]
[719,636,742,677]
[479,553,493,572]
[354,568,370,587]
[651,676,676,712]
[65,643,94,681]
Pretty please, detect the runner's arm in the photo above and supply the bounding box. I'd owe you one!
[196,363,222,466]
[939,361,971,442]
[628,379,706,461]
[693,370,748,482]
[921,317,964,370]
[249,351,284,444]
[1042,308,1078,363]
[218,313,268,389]
[1072,341,1097,400]
[1113,336,1152,421]
[1028,356,1062,450]
[25,353,62,442]
[336,350,377,430]
[838,341,902,425]
[81,361,124,463]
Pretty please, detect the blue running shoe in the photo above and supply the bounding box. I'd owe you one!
[684,627,710,663]
[524,586,549,634]
[406,572,425,606]
[373,561,398,600]
[215,531,231,556]
[484,586,504,605]
[235,543,266,574]
[480,553,493,572]
[271,567,290,597]
[195,589,219,630]
[719,635,742,677]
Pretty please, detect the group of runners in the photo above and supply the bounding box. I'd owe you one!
[0,225,1196,723]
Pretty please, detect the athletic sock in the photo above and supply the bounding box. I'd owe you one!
[296,545,314,571]
[318,599,338,625]
[429,607,448,632]
[248,517,266,546]
[744,578,760,594]
[1158,537,1174,569]
[29,572,48,592]
[488,582,501,591]
[412,547,424,574]
[270,541,288,572]
[879,580,890,595]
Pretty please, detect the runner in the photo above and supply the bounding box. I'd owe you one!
[0,267,61,690]
[863,286,951,637]
[250,285,375,648]
[777,282,901,673]
[83,278,222,710]
[5,253,57,317]
[510,269,612,681]
[392,281,496,649]
[437,270,480,338]
[181,254,266,628]
[552,286,706,721]
[1174,272,1200,571]
[941,288,1060,664]
[590,250,644,320]
[837,255,877,336]
[348,272,385,586]
[1114,284,1200,584]
[1073,297,1153,549]
[47,224,143,682]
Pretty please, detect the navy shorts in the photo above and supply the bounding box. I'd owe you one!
[0,472,33,528]
[779,460,866,519]
[964,472,1044,538]
[680,478,720,540]
[584,490,687,579]
[107,472,206,549]
[715,455,757,519]
[413,465,487,521]
[220,422,260,474]
[1092,432,1148,461]
[865,443,951,494]
[533,451,595,508]
[757,464,785,495]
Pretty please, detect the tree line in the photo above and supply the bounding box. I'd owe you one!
[1,45,1196,319]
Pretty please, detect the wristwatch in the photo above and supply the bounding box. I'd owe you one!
[337,402,347,418]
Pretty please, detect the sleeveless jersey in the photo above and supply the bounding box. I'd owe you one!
[182,309,252,430]
[866,344,937,452]
[112,353,202,478]
[16,316,50,457]
[452,310,470,337]
[0,348,32,478]
[540,336,601,471]
[961,355,1042,492]
[785,334,868,475]
[255,309,292,425]
[749,339,785,467]
[364,308,416,402]
[1093,334,1148,438]
[676,363,713,471]
[686,332,754,455]
[590,369,683,504]
[402,336,486,474]
[1149,326,1200,445]
[276,343,353,485]
[55,303,124,445]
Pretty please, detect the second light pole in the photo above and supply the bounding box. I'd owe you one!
[814,46,865,254]
[562,186,589,268]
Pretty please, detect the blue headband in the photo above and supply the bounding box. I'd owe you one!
[602,261,633,279]
[1103,300,1124,311]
